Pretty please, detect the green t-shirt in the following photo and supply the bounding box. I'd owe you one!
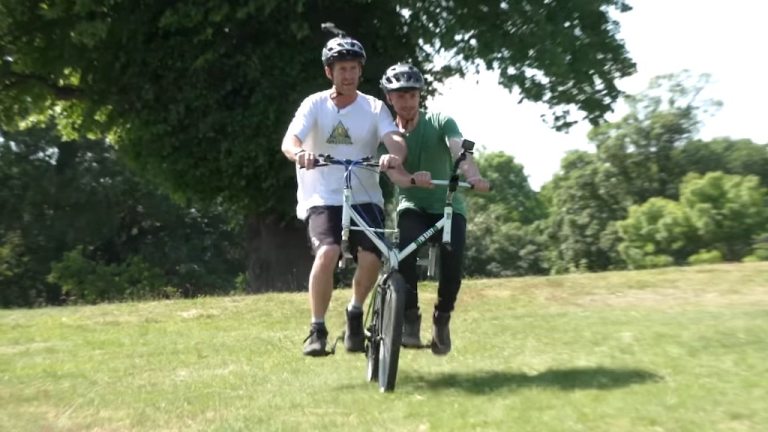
[397,111,467,216]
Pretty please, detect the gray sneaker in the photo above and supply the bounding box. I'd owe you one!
[431,311,451,355]
[344,308,365,353]
[303,324,328,357]
[402,308,422,348]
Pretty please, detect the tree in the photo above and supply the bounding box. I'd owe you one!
[675,138,768,187]
[1,0,636,290]
[468,151,546,225]
[540,72,724,273]
[544,150,629,273]
[616,172,768,268]
[680,172,768,261]
[617,197,698,269]
[401,0,635,129]
[464,219,550,277]
[0,126,244,307]
[588,71,721,202]
[463,152,548,276]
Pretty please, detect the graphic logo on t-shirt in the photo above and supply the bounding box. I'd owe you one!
[326,121,353,145]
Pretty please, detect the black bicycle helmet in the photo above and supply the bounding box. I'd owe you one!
[322,36,366,66]
[380,63,425,92]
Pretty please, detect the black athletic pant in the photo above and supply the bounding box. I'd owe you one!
[397,208,467,314]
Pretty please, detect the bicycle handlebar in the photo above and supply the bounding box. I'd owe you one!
[410,178,474,189]
[299,154,380,169]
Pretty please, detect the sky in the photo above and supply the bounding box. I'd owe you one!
[427,0,768,190]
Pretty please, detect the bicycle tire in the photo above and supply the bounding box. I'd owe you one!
[365,288,380,383]
[378,271,406,392]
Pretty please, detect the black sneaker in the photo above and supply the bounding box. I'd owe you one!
[402,308,422,348]
[303,324,328,357]
[344,308,365,353]
[431,311,451,355]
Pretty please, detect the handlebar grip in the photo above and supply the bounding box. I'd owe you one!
[298,158,327,169]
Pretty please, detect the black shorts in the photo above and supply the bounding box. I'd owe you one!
[305,203,385,260]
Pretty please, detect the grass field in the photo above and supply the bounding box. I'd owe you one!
[2,262,767,431]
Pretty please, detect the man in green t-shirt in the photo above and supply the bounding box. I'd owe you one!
[380,63,490,355]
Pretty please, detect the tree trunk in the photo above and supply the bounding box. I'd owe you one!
[245,215,312,293]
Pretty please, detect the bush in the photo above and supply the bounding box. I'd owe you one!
[750,233,768,261]
[687,249,724,265]
[639,254,675,269]
[48,248,168,303]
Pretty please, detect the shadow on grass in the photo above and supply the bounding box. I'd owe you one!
[403,367,663,393]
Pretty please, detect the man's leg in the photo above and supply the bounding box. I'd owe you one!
[397,209,433,347]
[303,206,342,356]
[435,213,467,314]
[397,209,431,311]
[343,250,380,353]
[309,245,341,323]
[432,213,467,355]
[344,203,384,352]
[352,249,381,306]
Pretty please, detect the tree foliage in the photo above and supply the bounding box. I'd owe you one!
[0,126,244,307]
[675,138,768,187]
[617,172,768,268]
[402,0,636,129]
[680,172,768,261]
[540,71,741,273]
[588,71,721,202]
[1,0,636,218]
[0,1,639,292]
[464,152,548,276]
[468,151,546,224]
[617,197,698,268]
[543,150,628,272]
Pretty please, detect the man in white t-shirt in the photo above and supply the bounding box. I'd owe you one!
[281,31,416,356]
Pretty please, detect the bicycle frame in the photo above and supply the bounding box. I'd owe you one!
[334,162,472,271]
[312,139,475,391]
[342,181,470,271]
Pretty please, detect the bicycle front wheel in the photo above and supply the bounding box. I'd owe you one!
[378,271,406,392]
[365,288,380,383]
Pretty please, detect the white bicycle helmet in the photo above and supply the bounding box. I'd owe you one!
[322,36,366,66]
[380,63,425,92]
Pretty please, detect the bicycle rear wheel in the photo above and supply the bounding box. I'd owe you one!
[378,271,406,392]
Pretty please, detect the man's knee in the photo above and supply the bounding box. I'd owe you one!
[314,245,341,267]
[356,248,381,269]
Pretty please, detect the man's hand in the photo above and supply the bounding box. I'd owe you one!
[410,171,434,188]
[296,151,316,169]
[378,154,402,171]
[467,176,491,192]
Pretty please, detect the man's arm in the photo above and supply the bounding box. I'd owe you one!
[380,131,433,188]
[282,133,316,169]
[281,96,316,168]
[381,131,407,160]
[447,137,479,177]
[448,137,490,192]
[380,131,412,187]
[443,115,481,179]
[281,134,304,162]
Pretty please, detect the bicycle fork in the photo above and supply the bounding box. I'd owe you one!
[339,187,353,269]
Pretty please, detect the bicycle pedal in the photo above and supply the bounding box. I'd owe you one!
[320,334,344,356]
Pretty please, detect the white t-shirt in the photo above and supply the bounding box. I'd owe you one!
[286,89,398,219]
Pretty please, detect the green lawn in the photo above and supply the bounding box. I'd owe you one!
[2,262,767,431]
